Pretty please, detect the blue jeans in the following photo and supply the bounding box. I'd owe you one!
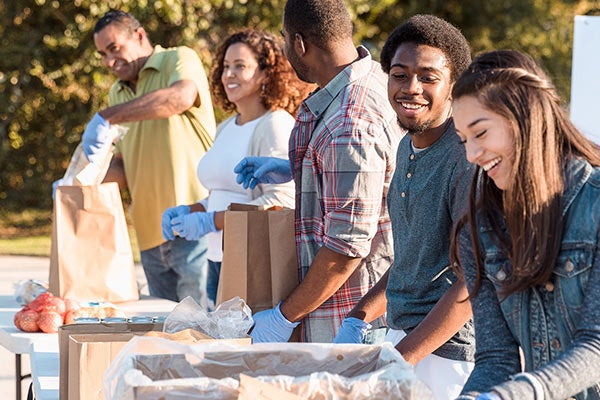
[140,236,208,306]
[206,260,221,307]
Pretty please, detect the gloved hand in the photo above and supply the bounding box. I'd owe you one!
[171,211,217,241]
[477,393,502,400]
[250,302,299,343]
[333,317,372,344]
[82,112,113,165]
[161,205,190,240]
[234,156,293,189]
[52,178,65,200]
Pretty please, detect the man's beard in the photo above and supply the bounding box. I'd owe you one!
[397,117,432,136]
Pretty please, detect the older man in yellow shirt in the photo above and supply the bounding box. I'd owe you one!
[82,10,215,304]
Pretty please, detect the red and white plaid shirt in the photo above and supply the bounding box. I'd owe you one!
[289,47,403,342]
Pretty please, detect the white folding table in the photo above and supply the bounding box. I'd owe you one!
[0,296,176,400]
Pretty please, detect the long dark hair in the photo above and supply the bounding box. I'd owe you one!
[450,50,600,296]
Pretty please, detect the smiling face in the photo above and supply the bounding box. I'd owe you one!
[387,43,453,136]
[453,95,516,190]
[221,42,265,109]
[94,23,151,83]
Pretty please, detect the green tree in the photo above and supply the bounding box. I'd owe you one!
[1,0,596,211]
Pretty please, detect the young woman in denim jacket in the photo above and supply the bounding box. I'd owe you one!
[451,49,600,400]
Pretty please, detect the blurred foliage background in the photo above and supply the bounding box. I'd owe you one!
[1,0,599,213]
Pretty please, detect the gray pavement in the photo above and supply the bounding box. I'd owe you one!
[0,255,147,400]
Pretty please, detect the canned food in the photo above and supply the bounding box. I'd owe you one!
[129,316,153,323]
[74,317,101,324]
[102,317,128,324]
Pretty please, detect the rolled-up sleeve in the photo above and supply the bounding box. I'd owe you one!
[320,130,388,258]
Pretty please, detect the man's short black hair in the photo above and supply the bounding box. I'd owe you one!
[380,14,471,81]
[94,10,141,34]
[283,0,353,50]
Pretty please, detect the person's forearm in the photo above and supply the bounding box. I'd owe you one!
[347,269,389,323]
[189,203,207,213]
[396,280,472,365]
[102,156,127,190]
[279,246,362,322]
[100,80,197,124]
[214,210,224,231]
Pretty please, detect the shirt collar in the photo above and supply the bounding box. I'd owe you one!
[303,46,373,119]
[115,45,164,92]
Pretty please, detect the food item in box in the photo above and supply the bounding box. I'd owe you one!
[64,305,126,324]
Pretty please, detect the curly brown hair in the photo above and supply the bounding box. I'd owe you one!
[210,29,313,117]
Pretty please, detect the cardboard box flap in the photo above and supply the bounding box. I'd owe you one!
[59,322,163,400]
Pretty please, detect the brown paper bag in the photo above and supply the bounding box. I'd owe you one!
[49,182,139,302]
[217,204,299,314]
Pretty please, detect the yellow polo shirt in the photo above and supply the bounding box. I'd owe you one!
[110,45,215,251]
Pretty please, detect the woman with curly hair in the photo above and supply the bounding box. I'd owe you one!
[451,49,600,399]
[161,29,313,306]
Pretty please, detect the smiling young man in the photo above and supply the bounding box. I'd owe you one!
[81,10,216,304]
[333,15,476,400]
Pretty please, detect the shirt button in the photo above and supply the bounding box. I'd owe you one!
[552,338,561,349]
[410,154,415,160]
[496,270,506,281]
[401,192,406,198]
[406,172,412,178]
[545,282,554,292]
[565,260,575,272]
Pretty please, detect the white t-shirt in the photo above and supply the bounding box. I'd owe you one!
[197,115,264,261]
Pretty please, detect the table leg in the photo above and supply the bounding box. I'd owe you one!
[16,354,31,400]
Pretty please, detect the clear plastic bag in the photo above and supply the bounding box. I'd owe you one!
[104,338,433,400]
[162,296,253,339]
[13,279,48,305]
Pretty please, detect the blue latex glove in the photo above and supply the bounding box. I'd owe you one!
[234,156,293,189]
[477,393,502,400]
[333,317,372,344]
[171,211,217,241]
[250,302,300,343]
[82,112,112,165]
[161,205,190,240]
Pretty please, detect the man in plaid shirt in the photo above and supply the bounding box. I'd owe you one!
[234,0,402,342]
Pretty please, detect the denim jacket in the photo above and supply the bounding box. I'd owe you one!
[457,157,600,400]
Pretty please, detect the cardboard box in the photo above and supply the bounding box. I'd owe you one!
[59,322,163,400]
[108,341,433,400]
[61,323,252,400]
[68,333,135,400]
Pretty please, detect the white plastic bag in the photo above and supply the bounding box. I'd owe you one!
[13,279,48,305]
[104,339,433,400]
